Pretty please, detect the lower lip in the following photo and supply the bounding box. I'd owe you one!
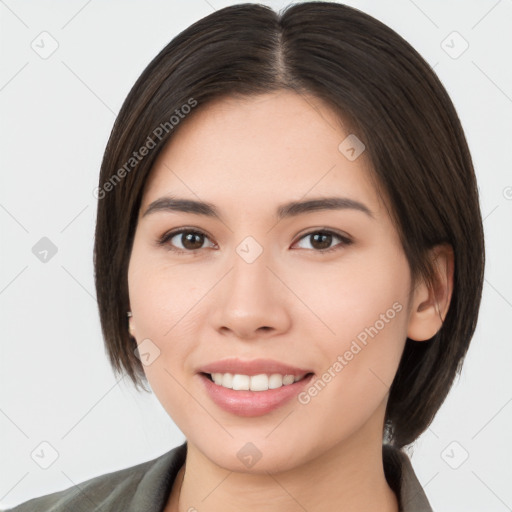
[198,373,314,417]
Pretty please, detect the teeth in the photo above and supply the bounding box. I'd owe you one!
[210,372,307,391]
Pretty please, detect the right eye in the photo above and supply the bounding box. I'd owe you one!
[157,229,217,253]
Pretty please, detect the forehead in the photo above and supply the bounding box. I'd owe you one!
[140,90,382,216]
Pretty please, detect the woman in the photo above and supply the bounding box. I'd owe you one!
[6,2,484,511]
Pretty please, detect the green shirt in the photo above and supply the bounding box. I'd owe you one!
[3,442,433,511]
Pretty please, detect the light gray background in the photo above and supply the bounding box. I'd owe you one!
[1,0,511,510]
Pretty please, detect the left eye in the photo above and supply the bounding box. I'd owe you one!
[293,230,353,252]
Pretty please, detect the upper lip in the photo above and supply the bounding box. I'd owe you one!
[198,358,313,377]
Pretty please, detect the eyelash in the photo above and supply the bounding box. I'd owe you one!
[156,227,353,255]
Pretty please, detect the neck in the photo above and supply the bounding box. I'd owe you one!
[169,419,399,512]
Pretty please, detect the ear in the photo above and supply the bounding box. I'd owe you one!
[407,244,454,341]
[127,311,136,338]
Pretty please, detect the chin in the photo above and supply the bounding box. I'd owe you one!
[188,431,318,475]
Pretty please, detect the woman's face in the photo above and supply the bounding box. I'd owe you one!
[128,90,415,472]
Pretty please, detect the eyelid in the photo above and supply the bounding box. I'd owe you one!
[291,228,353,251]
[293,227,352,243]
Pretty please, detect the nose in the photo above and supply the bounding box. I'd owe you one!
[211,247,292,341]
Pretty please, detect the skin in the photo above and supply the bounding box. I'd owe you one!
[127,90,454,512]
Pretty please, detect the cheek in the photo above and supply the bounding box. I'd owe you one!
[127,257,201,422]
[294,247,410,400]
[295,245,410,342]
[127,251,214,404]
[128,253,206,338]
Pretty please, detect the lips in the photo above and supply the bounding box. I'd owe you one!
[197,357,313,377]
[198,371,315,416]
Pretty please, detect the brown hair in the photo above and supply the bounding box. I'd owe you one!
[93,2,485,448]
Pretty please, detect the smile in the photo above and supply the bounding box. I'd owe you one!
[206,372,311,391]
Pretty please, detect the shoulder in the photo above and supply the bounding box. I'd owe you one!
[3,442,187,512]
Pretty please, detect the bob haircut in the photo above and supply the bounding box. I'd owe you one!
[93,2,485,449]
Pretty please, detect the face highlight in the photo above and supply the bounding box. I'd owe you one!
[127,90,415,473]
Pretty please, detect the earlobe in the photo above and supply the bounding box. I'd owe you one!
[407,244,454,342]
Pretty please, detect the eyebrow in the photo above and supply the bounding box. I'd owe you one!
[142,195,374,221]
